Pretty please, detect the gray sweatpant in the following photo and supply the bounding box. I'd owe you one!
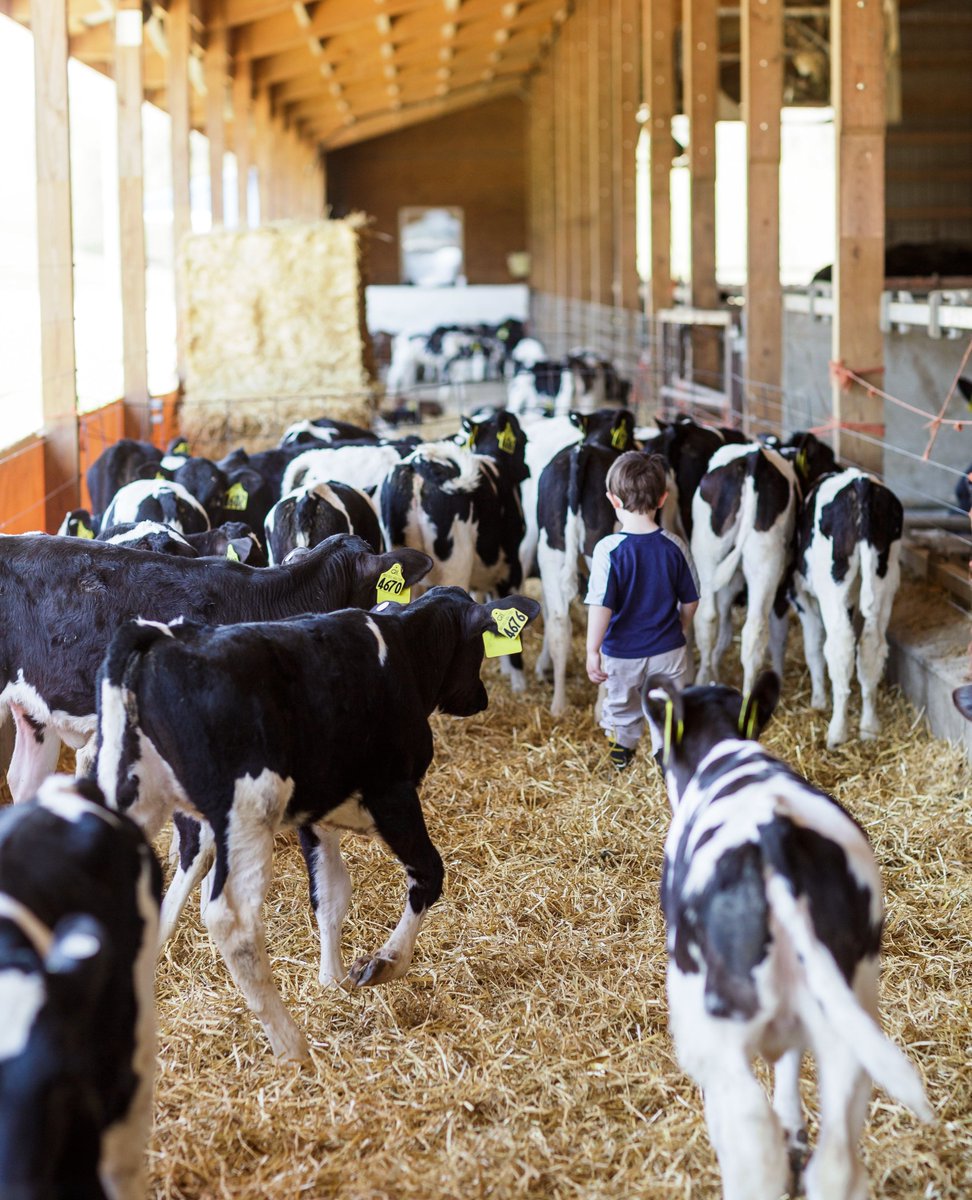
[599,645,690,753]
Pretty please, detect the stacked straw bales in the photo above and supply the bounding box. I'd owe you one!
[178,217,375,457]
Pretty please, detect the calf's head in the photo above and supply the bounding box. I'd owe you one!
[406,588,541,717]
[459,410,529,483]
[642,671,780,803]
[0,913,110,1199]
[569,407,636,452]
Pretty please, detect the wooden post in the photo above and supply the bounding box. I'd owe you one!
[617,0,641,313]
[572,5,591,340]
[644,0,673,320]
[115,0,150,433]
[742,0,782,436]
[553,32,570,343]
[832,0,886,474]
[205,0,228,226]
[233,50,251,228]
[31,0,79,527]
[683,0,720,382]
[168,0,191,382]
[254,87,272,222]
[592,1,614,324]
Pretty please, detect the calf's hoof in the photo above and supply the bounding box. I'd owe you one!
[349,953,405,987]
[319,969,355,993]
[268,1025,310,1062]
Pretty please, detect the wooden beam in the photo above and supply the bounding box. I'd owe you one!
[643,0,673,319]
[169,0,192,381]
[233,51,252,226]
[832,0,885,474]
[31,0,79,527]
[115,0,150,429]
[206,0,228,225]
[683,0,720,380]
[616,0,641,311]
[253,87,272,219]
[742,0,782,436]
[314,78,523,149]
[553,27,569,314]
[591,0,613,310]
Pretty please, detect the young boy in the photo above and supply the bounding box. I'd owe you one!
[585,451,699,769]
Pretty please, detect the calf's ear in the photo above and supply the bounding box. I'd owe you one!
[568,411,589,436]
[737,670,780,739]
[137,461,171,482]
[466,594,542,639]
[374,548,434,587]
[641,676,685,759]
[953,685,972,723]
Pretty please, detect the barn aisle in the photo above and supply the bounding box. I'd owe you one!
[150,610,970,1199]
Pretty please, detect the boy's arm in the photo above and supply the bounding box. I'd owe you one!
[586,604,612,683]
[679,600,699,635]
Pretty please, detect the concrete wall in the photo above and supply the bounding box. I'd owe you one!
[325,97,527,287]
[783,312,971,510]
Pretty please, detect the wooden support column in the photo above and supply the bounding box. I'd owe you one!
[31,0,79,527]
[644,0,673,320]
[254,87,272,222]
[615,0,641,313]
[168,0,191,381]
[742,0,782,436]
[232,50,251,228]
[553,32,570,338]
[572,5,591,339]
[683,0,720,381]
[592,2,614,324]
[205,0,227,226]
[832,0,885,474]
[115,0,149,431]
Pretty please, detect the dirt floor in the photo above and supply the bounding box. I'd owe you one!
[143,600,971,1200]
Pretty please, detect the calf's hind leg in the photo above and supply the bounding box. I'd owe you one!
[298,824,353,989]
[203,776,306,1060]
[348,781,443,987]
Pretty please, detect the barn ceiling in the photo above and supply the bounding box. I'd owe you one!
[2,0,569,149]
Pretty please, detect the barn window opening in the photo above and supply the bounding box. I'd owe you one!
[399,206,464,287]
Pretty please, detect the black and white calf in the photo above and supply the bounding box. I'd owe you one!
[281,439,418,496]
[0,775,161,1200]
[100,478,211,536]
[789,469,903,747]
[265,482,384,563]
[691,443,798,693]
[642,673,932,1200]
[0,533,432,802]
[279,417,379,447]
[95,589,540,1061]
[381,411,530,688]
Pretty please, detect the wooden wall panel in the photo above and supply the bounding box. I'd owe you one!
[0,440,47,535]
[644,0,673,319]
[616,0,641,311]
[326,96,527,286]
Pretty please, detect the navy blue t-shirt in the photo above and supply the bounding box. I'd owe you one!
[585,529,700,658]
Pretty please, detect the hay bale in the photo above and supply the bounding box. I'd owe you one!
[179,217,376,457]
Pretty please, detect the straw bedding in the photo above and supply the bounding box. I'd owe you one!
[143,601,970,1200]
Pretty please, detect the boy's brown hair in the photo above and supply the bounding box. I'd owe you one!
[606,451,668,513]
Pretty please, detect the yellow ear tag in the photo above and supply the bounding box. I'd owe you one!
[738,699,758,738]
[662,700,683,762]
[795,448,808,477]
[226,544,241,562]
[482,605,528,658]
[462,427,477,451]
[171,441,189,456]
[376,562,410,605]
[224,481,249,511]
[77,522,95,539]
[496,422,517,454]
[155,471,165,480]
[610,423,629,450]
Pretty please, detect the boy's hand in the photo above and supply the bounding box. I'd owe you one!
[586,649,607,684]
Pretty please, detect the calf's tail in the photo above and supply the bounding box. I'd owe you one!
[710,473,758,594]
[96,620,173,813]
[765,873,933,1123]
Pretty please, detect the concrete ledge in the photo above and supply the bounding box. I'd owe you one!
[887,575,971,760]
